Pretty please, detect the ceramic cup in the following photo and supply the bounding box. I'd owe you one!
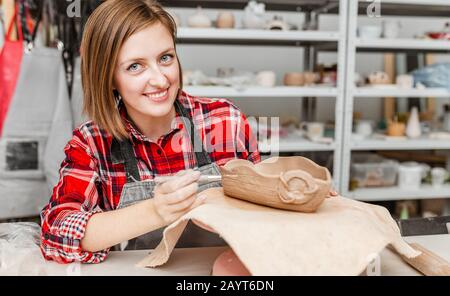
[355,120,373,138]
[255,71,276,87]
[358,25,382,39]
[431,167,447,187]
[300,122,325,141]
[398,162,423,190]
[396,74,414,89]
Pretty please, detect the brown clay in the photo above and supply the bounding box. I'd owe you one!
[219,156,332,212]
[283,72,305,86]
[387,121,406,137]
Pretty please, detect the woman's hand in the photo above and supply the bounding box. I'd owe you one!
[153,170,205,225]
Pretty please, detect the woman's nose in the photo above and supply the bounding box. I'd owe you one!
[147,67,169,88]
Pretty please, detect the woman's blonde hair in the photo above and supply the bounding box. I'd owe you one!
[81,0,181,140]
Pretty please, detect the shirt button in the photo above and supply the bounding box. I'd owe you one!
[156,149,162,155]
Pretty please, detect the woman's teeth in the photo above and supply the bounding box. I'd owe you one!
[145,89,168,99]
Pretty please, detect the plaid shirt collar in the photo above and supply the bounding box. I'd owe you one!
[118,90,192,143]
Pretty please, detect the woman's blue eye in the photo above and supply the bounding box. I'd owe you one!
[160,54,174,64]
[127,63,141,72]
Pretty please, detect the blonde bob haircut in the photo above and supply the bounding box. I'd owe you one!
[81,0,181,140]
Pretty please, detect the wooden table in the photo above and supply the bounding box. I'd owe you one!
[12,234,448,276]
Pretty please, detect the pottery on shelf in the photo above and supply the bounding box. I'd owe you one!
[266,15,288,31]
[405,107,422,138]
[220,156,332,213]
[396,74,414,89]
[368,71,391,85]
[304,71,319,85]
[358,25,382,39]
[283,72,305,86]
[216,12,235,29]
[255,71,276,87]
[187,6,212,28]
[242,0,266,29]
[386,120,406,137]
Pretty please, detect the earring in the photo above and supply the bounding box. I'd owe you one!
[113,89,122,107]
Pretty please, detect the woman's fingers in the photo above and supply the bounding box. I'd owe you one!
[165,182,199,205]
[156,170,200,194]
[169,192,198,212]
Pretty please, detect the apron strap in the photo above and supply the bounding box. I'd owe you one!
[111,138,141,183]
[174,98,212,168]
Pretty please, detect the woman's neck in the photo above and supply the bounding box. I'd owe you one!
[127,106,176,142]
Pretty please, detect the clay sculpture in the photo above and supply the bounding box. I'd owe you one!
[138,187,420,275]
[219,156,332,212]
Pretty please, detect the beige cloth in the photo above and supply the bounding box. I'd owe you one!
[138,188,420,275]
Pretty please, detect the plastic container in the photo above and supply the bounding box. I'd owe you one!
[351,154,399,188]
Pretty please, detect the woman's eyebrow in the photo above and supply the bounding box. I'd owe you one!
[120,48,175,66]
[159,47,175,54]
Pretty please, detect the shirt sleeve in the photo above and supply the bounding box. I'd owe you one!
[40,128,109,264]
[235,111,261,164]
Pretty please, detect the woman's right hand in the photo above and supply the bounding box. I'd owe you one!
[152,169,205,225]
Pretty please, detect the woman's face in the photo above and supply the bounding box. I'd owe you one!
[114,22,180,122]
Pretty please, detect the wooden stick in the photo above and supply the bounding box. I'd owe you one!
[400,243,450,276]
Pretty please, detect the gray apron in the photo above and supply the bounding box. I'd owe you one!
[112,99,226,250]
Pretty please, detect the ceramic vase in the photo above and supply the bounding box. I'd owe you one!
[406,107,421,138]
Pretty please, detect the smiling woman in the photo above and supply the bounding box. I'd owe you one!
[39,0,260,264]
[80,0,183,141]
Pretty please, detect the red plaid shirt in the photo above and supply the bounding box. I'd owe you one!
[40,90,260,264]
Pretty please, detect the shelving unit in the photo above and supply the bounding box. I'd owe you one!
[184,86,338,98]
[171,0,349,188]
[341,0,450,203]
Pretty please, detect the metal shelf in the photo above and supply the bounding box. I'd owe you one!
[353,87,450,98]
[177,28,340,46]
[355,38,450,53]
[346,185,450,201]
[341,0,450,202]
[184,86,338,98]
[351,137,450,151]
[356,0,450,17]
[163,0,338,12]
[259,136,335,153]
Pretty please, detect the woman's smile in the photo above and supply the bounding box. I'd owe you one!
[143,88,169,103]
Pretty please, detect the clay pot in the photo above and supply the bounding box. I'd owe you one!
[368,71,391,85]
[283,72,305,86]
[304,71,319,85]
[220,156,332,213]
[216,12,235,29]
[387,121,406,137]
[255,71,276,87]
[187,6,212,28]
